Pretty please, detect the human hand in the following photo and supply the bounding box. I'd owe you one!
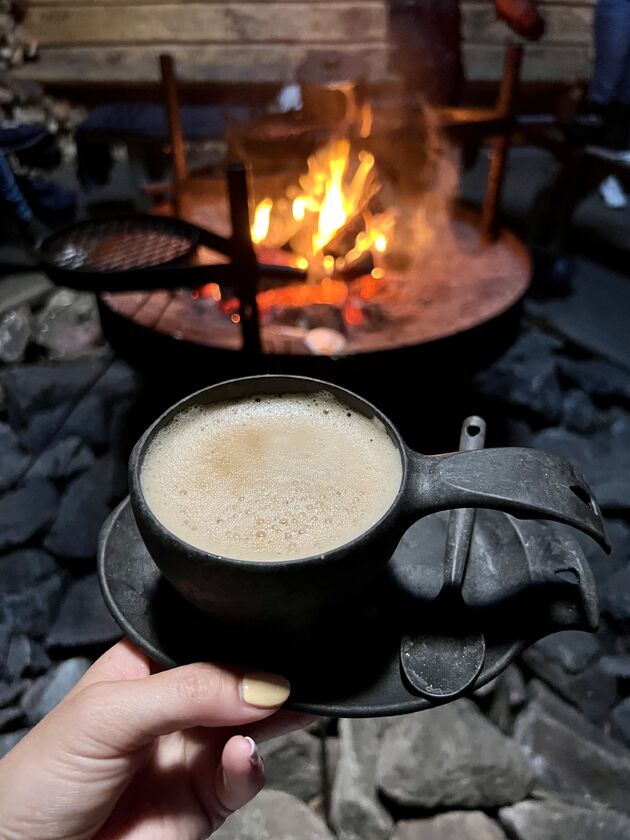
[0,639,308,840]
[495,0,545,41]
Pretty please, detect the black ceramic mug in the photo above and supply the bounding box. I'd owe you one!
[129,375,608,637]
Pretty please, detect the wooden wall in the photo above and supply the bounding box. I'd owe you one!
[20,0,595,84]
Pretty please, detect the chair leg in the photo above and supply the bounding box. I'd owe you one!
[481,44,523,242]
[159,53,188,218]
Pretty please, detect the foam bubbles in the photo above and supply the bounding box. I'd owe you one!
[141,391,402,561]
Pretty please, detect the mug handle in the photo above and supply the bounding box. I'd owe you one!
[404,446,610,552]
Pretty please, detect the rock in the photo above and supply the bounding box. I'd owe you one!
[0,356,107,427]
[0,421,29,492]
[601,566,630,624]
[474,330,564,423]
[561,388,596,433]
[25,436,95,482]
[332,718,395,840]
[487,665,528,733]
[572,518,630,592]
[559,356,630,402]
[44,457,122,560]
[0,549,67,640]
[212,790,334,840]
[14,405,70,454]
[2,573,66,638]
[377,700,534,809]
[499,800,630,840]
[0,548,58,592]
[5,636,33,681]
[0,728,28,759]
[0,680,29,709]
[611,698,630,748]
[601,655,630,679]
[32,289,101,359]
[4,636,50,681]
[21,658,91,725]
[46,574,121,652]
[0,704,24,732]
[1,357,138,452]
[0,306,31,364]
[523,631,619,723]
[532,423,630,514]
[533,631,600,674]
[514,681,630,813]
[260,729,322,802]
[392,812,507,840]
[0,480,59,551]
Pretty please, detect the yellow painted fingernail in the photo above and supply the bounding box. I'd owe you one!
[241,672,290,708]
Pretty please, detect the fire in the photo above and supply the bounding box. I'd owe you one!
[251,197,273,244]
[250,137,395,277]
[311,147,348,253]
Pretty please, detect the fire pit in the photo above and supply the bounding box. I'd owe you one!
[96,140,529,406]
[40,57,530,432]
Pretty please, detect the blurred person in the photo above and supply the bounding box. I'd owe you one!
[583,0,630,207]
[388,0,544,106]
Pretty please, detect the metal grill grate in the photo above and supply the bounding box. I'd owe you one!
[41,217,195,272]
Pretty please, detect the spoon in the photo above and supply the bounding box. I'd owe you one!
[401,416,487,700]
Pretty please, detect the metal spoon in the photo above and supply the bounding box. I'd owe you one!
[401,417,487,700]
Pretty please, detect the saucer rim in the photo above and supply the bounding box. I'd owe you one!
[98,497,528,717]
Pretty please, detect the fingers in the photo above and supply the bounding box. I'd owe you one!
[67,663,291,754]
[214,736,265,817]
[63,639,151,702]
[239,711,318,743]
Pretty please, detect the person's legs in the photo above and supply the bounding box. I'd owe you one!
[589,0,630,105]
[616,2,630,103]
[0,150,33,222]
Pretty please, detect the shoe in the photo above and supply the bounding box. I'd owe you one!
[599,175,628,209]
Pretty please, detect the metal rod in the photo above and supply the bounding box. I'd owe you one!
[159,54,188,218]
[481,44,523,243]
[227,161,262,355]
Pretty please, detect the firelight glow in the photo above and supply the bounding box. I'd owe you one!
[251,197,273,244]
[249,137,395,274]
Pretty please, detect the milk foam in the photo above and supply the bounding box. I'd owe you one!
[140,391,403,561]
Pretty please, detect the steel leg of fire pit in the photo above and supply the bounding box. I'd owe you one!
[227,161,262,355]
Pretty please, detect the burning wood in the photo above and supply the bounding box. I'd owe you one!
[251,136,395,283]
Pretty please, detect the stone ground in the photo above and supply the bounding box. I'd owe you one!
[1,146,630,839]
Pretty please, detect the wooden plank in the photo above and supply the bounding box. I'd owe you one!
[30,0,382,4]
[464,43,592,81]
[465,0,595,6]
[25,3,386,45]
[463,3,593,45]
[13,43,390,82]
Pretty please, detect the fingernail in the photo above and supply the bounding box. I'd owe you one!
[244,736,263,768]
[241,672,290,708]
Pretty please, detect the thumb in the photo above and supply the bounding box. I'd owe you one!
[60,663,291,755]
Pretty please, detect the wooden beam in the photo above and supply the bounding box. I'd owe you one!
[25,3,386,45]
[12,43,390,82]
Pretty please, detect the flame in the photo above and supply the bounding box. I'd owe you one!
[251,197,273,244]
[312,144,349,253]
[250,137,395,274]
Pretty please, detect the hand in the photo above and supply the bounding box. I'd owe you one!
[0,639,309,840]
[495,0,545,41]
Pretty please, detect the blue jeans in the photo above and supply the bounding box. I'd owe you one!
[0,150,33,222]
[590,0,630,104]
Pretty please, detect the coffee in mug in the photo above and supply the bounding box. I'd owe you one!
[140,391,403,562]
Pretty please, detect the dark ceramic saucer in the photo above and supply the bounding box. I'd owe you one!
[98,497,598,717]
